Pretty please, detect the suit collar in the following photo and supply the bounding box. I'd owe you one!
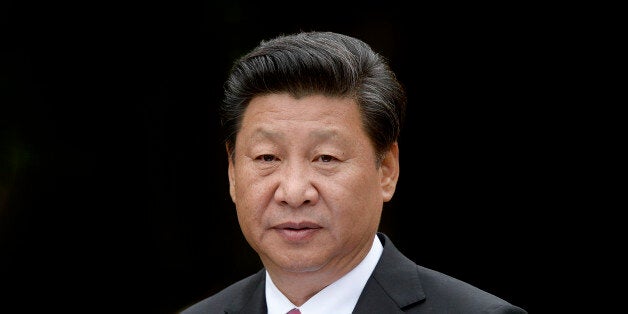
[223,233,424,313]
[352,233,426,312]
[225,269,267,314]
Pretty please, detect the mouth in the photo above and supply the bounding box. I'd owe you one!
[273,222,322,242]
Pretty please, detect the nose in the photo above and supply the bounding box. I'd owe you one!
[274,160,319,208]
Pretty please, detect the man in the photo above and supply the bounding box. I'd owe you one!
[181,31,527,314]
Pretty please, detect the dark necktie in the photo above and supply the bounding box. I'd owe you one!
[287,308,301,314]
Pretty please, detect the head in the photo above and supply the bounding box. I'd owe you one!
[221,31,406,277]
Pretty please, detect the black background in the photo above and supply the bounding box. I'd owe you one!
[1,1,562,312]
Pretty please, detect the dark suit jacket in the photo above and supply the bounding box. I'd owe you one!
[180,233,527,313]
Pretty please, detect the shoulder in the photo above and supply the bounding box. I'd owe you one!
[374,233,527,313]
[414,264,527,313]
[179,270,265,314]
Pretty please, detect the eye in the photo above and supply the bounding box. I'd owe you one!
[317,155,336,163]
[256,154,278,162]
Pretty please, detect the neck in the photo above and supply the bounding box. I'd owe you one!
[266,241,373,306]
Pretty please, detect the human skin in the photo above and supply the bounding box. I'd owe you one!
[227,93,399,306]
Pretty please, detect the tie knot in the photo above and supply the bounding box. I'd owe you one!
[287,308,301,314]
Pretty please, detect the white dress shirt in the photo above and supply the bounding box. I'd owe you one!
[265,234,384,314]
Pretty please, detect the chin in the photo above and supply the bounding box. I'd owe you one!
[282,263,325,274]
[276,255,326,274]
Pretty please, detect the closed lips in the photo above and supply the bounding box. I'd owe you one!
[274,222,321,230]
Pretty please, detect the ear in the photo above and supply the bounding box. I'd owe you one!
[226,144,236,203]
[380,142,400,202]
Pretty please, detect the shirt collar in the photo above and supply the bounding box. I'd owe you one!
[265,234,384,314]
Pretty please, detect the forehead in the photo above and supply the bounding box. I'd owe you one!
[240,93,363,131]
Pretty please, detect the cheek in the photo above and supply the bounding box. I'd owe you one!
[351,169,384,218]
[342,166,383,199]
[326,168,383,217]
[234,170,274,225]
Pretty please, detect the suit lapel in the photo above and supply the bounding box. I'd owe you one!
[223,233,424,313]
[225,269,268,314]
[352,233,426,313]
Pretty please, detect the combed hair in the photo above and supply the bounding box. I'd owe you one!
[221,31,406,165]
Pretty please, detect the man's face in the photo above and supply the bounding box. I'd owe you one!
[228,93,399,276]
